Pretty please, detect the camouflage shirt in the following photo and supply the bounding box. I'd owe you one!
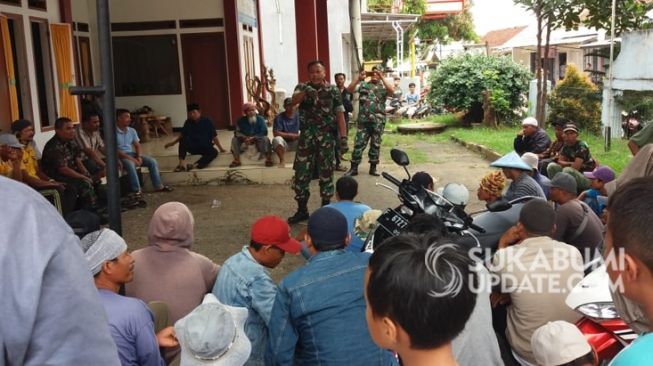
[559,140,596,172]
[293,82,344,136]
[357,80,388,125]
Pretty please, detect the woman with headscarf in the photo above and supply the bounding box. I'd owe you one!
[477,171,506,204]
[126,201,220,327]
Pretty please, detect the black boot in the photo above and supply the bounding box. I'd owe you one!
[344,163,358,177]
[287,200,310,224]
[369,163,380,176]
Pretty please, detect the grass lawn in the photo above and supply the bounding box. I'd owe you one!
[370,114,632,174]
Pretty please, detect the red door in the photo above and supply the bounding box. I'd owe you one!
[181,33,230,129]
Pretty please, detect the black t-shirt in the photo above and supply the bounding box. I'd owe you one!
[181,116,217,148]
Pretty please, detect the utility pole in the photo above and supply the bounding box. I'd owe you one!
[350,0,363,123]
[605,0,617,151]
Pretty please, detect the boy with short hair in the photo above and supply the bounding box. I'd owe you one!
[326,176,371,252]
[578,165,615,217]
[365,233,477,366]
[605,177,653,365]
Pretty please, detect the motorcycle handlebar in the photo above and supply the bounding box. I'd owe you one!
[468,222,486,234]
[382,172,402,187]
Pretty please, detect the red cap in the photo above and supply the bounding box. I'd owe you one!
[251,216,301,254]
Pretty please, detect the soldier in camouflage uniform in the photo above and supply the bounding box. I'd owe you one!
[345,67,394,177]
[287,60,348,224]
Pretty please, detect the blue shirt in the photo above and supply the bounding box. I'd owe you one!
[326,201,371,252]
[406,92,419,104]
[267,250,398,366]
[273,112,299,134]
[236,115,268,137]
[181,116,217,149]
[582,188,606,216]
[116,126,139,153]
[98,289,165,366]
[610,332,653,366]
[532,170,551,199]
[213,246,277,366]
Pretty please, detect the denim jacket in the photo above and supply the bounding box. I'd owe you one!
[213,246,277,366]
[266,249,398,366]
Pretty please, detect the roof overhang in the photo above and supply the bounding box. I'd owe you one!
[361,12,420,41]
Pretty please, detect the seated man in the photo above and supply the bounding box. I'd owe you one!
[546,123,597,191]
[0,133,23,181]
[165,103,226,171]
[627,119,653,156]
[521,152,551,198]
[491,199,583,365]
[549,172,604,262]
[476,170,506,204]
[75,111,107,178]
[230,103,273,168]
[41,117,100,211]
[326,176,371,253]
[514,117,551,156]
[272,98,300,167]
[411,171,434,190]
[79,229,177,366]
[267,207,397,365]
[538,119,566,175]
[490,151,546,201]
[214,215,301,366]
[13,119,76,215]
[116,108,172,200]
[578,165,615,217]
[405,82,419,104]
[366,234,481,366]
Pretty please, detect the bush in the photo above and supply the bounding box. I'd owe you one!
[547,64,602,134]
[427,54,531,124]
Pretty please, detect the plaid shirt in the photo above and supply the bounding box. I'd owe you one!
[75,125,105,160]
[42,135,83,178]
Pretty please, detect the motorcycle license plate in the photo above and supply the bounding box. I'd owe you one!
[376,208,410,236]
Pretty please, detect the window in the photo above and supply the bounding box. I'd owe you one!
[28,0,46,10]
[2,15,33,122]
[0,0,21,6]
[30,19,57,127]
[112,35,181,96]
[76,36,93,86]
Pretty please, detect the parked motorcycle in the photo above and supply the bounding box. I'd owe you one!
[362,149,533,255]
[566,264,637,364]
[621,110,643,140]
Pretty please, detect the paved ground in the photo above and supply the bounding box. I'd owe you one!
[121,140,493,281]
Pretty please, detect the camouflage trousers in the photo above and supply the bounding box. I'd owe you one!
[292,132,335,202]
[350,121,386,165]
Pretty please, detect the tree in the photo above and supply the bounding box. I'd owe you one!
[547,64,602,133]
[362,0,478,63]
[580,0,653,34]
[428,54,532,125]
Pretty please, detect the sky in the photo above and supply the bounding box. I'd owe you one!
[471,0,535,36]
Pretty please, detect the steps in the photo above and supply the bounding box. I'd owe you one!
[140,131,296,185]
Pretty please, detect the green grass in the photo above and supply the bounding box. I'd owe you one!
[346,113,633,173]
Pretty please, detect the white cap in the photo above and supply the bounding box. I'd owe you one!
[79,229,128,275]
[531,321,592,366]
[522,117,538,127]
[521,152,539,171]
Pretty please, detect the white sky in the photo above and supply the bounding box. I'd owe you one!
[471,0,535,36]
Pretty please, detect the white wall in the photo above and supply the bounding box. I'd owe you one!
[327,0,352,81]
[259,0,298,96]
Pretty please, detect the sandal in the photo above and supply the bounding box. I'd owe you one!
[229,161,241,168]
[186,163,194,171]
[265,160,274,167]
[154,185,174,193]
[174,165,186,172]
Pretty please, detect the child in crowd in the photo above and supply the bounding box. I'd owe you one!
[365,233,477,366]
[578,166,615,217]
[531,321,596,366]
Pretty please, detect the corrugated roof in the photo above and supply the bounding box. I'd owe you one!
[361,12,420,41]
[480,26,528,48]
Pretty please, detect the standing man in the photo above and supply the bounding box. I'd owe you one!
[345,66,394,177]
[272,98,300,167]
[116,109,172,200]
[334,73,353,171]
[165,103,226,171]
[287,60,347,224]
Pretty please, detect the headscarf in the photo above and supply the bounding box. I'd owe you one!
[479,171,506,197]
[148,202,195,251]
[242,102,257,113]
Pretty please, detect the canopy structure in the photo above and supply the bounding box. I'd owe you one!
[361,12,419,75]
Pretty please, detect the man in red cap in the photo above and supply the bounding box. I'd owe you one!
[212,215,301,366]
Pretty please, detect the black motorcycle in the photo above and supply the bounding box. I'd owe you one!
[363,149,535,257]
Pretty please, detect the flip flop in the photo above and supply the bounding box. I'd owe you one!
[154,185,174,192]
[174,165,186,172]
[229,161,241,168]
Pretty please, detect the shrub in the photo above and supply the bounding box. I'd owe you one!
[547,64,602,134]
[427,54,531,124]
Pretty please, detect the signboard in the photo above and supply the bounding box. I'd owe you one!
[424,0,465,19]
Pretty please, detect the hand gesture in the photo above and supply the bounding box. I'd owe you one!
[357,70,366,81]
[156,326,179,348]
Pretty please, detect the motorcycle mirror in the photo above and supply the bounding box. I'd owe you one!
[390,149,410,166]
[486,199,512,212]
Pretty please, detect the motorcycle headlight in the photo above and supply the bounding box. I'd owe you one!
[575,302,619,320]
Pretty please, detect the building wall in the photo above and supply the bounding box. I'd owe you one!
[258,0,297,96]
[327,0,353,81]
[1,0,64,148]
